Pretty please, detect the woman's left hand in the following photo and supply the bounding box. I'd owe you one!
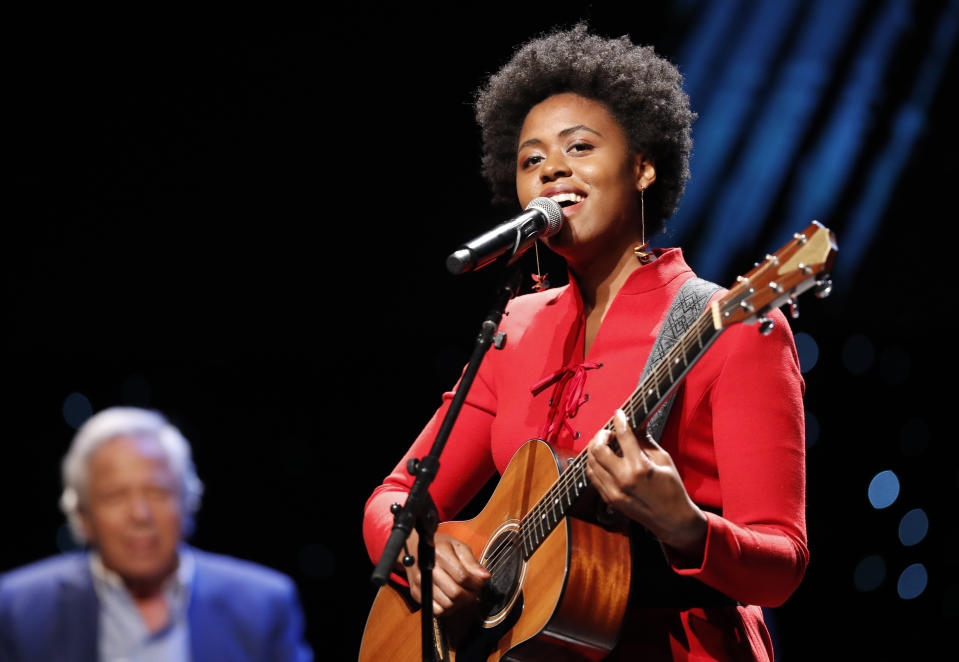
[586,408,708,565]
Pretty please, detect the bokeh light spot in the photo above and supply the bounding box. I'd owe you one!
[842,333,875,375]
[867,470,899,509]
[898,508,929,546]
[897,563,928,600]
[62,392,93,430]
[793,332,819,374]
[853,554,886,592]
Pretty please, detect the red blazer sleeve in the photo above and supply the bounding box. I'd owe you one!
[362,365,499,572]
[667,307,809,607]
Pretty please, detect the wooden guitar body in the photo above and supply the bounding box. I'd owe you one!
[358,439,632,662]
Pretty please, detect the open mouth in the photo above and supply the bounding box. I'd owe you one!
[549,192,586,208]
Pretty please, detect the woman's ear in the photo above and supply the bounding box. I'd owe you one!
[634,154,656,192]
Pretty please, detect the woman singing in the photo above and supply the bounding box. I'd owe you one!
[363,24,807,661]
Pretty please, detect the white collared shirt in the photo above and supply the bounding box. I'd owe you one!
[89,547,194,662]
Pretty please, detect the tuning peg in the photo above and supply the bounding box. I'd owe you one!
[814,278,833,299]
[758,316,775,335]
[788,297,799,319]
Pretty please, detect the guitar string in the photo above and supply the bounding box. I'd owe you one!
[482,531,519,583]
[483,462,585,572]
[483,458,585,577]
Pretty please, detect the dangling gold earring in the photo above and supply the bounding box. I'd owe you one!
[634,186,653,264]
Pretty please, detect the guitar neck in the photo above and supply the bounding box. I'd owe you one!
[518,307,725,559]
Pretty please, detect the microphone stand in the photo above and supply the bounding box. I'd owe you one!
[370,237,526,662]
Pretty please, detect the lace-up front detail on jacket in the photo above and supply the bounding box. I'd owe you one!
[531,361,602,445]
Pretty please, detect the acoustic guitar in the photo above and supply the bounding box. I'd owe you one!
[359,221,837,662]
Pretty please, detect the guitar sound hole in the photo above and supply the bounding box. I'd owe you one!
[481,529,522,618]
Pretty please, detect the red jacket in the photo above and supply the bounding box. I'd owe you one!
[364,249,807,660]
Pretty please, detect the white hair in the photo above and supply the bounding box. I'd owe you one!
[59,406,204,543]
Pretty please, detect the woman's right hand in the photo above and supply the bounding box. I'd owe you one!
[400,530,491,617]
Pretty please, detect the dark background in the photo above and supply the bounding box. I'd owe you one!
[4,3,956,659]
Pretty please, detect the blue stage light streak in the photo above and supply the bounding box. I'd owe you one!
[690,0,863,281]
[779,0,911,247]
[675,0,744,108]
[669,0,802,246]
[835,0,959,285]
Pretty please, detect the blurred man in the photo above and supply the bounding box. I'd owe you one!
[0,407,313,662]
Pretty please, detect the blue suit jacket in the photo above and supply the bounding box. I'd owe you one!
[0,548,313,662]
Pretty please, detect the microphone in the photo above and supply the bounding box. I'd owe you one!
[446,197,564,275]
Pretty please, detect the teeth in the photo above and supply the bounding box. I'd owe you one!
[548,192,585,206]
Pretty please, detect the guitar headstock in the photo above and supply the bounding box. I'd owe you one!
[716,221,838,331]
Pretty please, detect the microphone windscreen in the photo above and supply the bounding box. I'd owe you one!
[525,197,564,237]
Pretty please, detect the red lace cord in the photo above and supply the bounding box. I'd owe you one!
[530,361,602,445]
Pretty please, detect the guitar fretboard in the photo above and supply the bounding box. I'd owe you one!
[517,309,724,559]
